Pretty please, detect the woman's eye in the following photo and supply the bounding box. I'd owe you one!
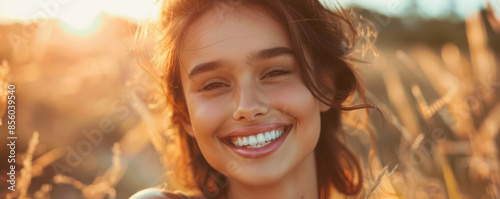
[202,82,228,91]
[262,69,291,79]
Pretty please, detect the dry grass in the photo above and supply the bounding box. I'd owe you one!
[5,132,125,199]
[53,143,124,199]
[348,10,499,199]
[0,60,10,125]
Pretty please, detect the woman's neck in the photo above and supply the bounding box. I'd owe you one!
[225,153,318,199]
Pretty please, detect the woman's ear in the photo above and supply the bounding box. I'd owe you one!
[182,122,196,137]
[319,101,331,112]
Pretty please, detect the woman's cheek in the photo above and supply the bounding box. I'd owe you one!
[189,96,230,137]
[268,81,318,113]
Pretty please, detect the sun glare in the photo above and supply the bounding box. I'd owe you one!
[59,14,101,36]
[55,1,103,35]
[0,0,159,35]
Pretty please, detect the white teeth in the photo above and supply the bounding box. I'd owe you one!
[264,132,271,141]
[248,135,257,145]
[228,127,288,148]
[270,130,276,139]
[256,133,265,143]
[237,137,243,147]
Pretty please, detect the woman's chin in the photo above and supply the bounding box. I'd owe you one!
[228,167,287,186]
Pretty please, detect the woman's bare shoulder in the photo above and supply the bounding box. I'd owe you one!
[129,188,206,199]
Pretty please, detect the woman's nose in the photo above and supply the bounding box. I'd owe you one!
[232,84,269,121]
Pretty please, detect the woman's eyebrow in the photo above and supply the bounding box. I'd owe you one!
[247,47,295,62]
[188,59,226,78]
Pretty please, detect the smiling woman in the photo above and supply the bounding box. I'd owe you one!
[133,0,375,199]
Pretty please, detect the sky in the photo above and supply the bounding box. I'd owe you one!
[0,0,496,27]
[0,0,159,25]
[337,0,491,19]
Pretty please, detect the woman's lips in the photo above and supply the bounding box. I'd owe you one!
[221,124,292,159]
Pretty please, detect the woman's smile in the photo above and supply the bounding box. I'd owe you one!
[220,123,293,159]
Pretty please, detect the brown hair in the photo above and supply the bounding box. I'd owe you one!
[136,0,375,198]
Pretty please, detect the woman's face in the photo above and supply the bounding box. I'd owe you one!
[179,5,329,185]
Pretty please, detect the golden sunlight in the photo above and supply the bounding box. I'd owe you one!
[0,0,159,35]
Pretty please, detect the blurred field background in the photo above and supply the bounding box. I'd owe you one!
[0,0,499,198]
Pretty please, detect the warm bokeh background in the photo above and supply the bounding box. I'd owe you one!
[0,0,499,198]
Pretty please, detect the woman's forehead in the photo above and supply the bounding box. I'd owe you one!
[180,4,290,52]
